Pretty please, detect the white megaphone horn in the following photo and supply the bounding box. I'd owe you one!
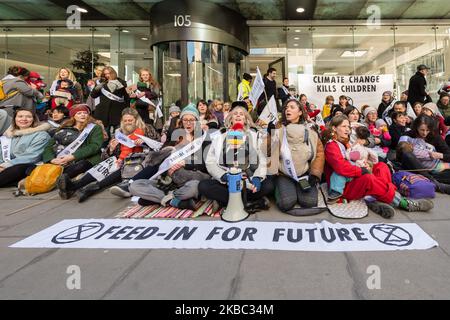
[222,167,249,223]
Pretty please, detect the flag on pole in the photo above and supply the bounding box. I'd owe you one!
[249,67,265,108]
[258,96,278,125]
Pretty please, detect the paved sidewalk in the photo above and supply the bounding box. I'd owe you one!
[0,186,449,300]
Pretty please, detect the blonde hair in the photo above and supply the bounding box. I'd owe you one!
[120,108,146,133]
[224,106,255,130]
[101,66,118,80]
[55,67,76,82]
[209,99,224,112]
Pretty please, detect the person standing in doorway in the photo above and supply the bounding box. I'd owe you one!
[258,67,278,114]
[408,64,432,106]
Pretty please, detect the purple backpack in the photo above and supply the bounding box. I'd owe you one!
[392,171,435,199]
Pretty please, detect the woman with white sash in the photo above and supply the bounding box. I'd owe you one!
[127,68,161,127]
[48,67,83,104]
[128,104,211,210]
[90,66,129,136]
[42,104,104,199]
[0,108,50,187]
[198,104,273,212]
[268,99,325,214]
[58,108,147,202]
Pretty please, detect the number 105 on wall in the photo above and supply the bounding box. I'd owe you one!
[174,15,192,27]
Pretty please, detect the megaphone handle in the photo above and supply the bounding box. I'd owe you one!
[242,175,248,209]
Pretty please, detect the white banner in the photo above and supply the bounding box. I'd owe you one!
[136,134,162,151]
[10,219,438,252]
[249,67,265,108]
[258,96,278,125]
[86,156,120,182]
[298,74,394,110]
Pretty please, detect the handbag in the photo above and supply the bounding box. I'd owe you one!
[121,152,146,179]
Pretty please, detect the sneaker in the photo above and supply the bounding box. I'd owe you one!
[110,181,131,198]
[327,190,342,203]
[435,181,450,195]
[404,199,434,212]
[367,201,395,219]
[57,174,74,200]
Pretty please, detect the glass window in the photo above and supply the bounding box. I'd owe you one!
[204,43,224,101]
[187,41,204,103]
[228,47,244,101]
[0,28,7,75]
[159,42,182,107]
[5,27,50,81]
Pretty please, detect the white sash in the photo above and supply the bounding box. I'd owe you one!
[314,113,326,127]
[101,87,125,103]
[149,133,207,180]
[280,127,299,182]
[47,120,60,128]
[86,156,120,182]
[155,98,163,118]
[135,89,155,107]
[94,80,101,106]
[0,136,12,162]
[281,85,289,96]
[135,134,162,151]
[57,123,96,158]
[115,130,136,148]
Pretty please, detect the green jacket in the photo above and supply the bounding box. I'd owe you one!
[42,124,104,166]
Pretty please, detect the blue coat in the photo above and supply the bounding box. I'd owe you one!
[0,122,51,168]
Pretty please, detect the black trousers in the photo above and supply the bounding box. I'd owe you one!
[0,163,36,187]
[64,160,93,179]
[401,152,450,184]
[198,175,275,207]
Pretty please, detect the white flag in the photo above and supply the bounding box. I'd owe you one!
[249,67,265,108]
[258,96,278,125]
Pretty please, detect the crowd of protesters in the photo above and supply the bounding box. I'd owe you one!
[1,63,450,219]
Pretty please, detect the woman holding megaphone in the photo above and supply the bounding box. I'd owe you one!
[198,103,274,213]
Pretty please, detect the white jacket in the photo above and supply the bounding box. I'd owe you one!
[205,129,267,183]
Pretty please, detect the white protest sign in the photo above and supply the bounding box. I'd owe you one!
[298,74,394,109]
[258,96,278,125]
[249,67,265,108]
[11,219,438,252]
[115,130,136,148]
[86,157,120,182]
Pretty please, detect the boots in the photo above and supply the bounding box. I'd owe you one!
[76,182,101,203]
[367,201,395,219]
[57,173,75,200]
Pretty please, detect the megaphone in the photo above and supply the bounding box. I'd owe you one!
[222,167,249,223]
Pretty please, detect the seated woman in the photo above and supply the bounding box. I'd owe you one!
[197,100,218,131]
[128,105,211,209]
[420,102,447,138]
[0,107,50,187]
[0,66,44,115]
[47,106,69,137]
[324,115,433,218]
[198,104,274,212]
[343,106,364,145]
[267,99,325,215]
[42,104,104,199]
[398,114,450,188]
[57,108,147,202]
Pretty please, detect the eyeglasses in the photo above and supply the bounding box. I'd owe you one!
[182,119,196,124]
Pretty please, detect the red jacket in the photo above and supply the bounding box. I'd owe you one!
[436,115,448,139]
[324,140,363,184]
[119,127,144,160]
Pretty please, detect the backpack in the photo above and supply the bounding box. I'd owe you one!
[392,171,435,199]
[24,164,63,195]
[0,80,18,101]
